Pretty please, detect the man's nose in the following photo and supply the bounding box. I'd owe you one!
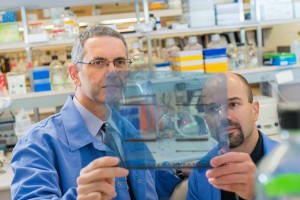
[106,61,115,72]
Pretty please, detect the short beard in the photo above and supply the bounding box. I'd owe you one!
[215,119,244,149]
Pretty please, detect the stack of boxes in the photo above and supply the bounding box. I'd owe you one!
[119,106,140,130]
[259,0,293,21]
[171,50,204,73]
[30,66,51,92]
[216,3,243,25]
[181,0,215,28]
[203,48,228,73]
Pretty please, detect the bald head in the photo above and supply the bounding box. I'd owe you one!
[201,72,253,105]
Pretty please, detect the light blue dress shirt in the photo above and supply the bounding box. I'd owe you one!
[11,95,181,200]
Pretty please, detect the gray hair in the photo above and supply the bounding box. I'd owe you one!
[71,25,128,68]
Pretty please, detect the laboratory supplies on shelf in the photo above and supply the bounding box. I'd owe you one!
[172,50,204,72]
[49,55,64,91]
[182,0,215,28]
[6,72,26,95]
[130,42,146,71]
[207,34,226,49]
[263,53,296,66]
[290,36,300,64]
[165,38,180,65]
[183,36,203,51]
[30,66,51,92]
[63,54,74,89]
[203,48,228,73]
[61,7,78,38]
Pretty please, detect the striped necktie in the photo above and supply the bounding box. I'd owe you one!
[101,123,135,200]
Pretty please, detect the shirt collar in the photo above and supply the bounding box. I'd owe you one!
[73,97,121,135]
[73,96,103,137]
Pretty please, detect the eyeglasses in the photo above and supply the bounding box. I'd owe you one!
[76,58,132,70]
[205,102,243,116]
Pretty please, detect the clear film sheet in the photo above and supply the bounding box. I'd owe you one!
[103,71,229,169]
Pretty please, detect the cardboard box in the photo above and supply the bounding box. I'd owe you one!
[70,6,93,17]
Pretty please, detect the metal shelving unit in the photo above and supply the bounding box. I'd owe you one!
[1,0,300,118]
[6,65,300,112]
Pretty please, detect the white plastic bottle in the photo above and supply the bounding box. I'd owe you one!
[63,54,74,89]
[61,7,78,38]
[207,34,226,49]
[49,55,64,91]
[290,36,300,64]
[155,16,162,30]
[130,42,146,70]
[165,38,180,63]
[184,36,203,51]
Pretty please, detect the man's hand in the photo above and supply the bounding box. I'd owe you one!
[206,152,256,199]
[77,157,128,200]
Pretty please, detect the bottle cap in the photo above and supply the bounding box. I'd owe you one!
[166,38,175,47]
[131,42,139,49]
[52,55,58,60]
[188,36,198,44]
[211,34,221,42]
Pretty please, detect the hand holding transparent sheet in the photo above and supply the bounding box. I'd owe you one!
[103,71,229,169]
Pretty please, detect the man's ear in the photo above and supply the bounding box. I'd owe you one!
[69,64,81,86]
[252,100,259,122]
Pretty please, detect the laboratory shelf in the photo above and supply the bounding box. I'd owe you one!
[0,0,134,10]
[6,65,300,111]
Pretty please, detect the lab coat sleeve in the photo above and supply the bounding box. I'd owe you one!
[186,170,199,200]
[10,137,77,200]
[155,169,182,198]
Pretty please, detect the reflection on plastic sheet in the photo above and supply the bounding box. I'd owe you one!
[104,71,229,169]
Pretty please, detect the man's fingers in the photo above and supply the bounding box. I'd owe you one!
[209,183,255,199]
[77,179,117,197]
[208,173,254,185]
[210,152,251,167]
[77,192,102,200]
[77,167,128,185]
[81,157,120,174]
[206,161,256,178]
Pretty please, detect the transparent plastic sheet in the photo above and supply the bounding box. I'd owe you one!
[103,70,229,169]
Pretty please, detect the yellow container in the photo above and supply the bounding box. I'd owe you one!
[204,62,228,73]
[172,65,204,71]
[173,55,203,62]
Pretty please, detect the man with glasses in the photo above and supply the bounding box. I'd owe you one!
[187,72,278,200]
[11,25,182,200]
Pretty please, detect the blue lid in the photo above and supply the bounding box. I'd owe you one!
[155,62,171,68]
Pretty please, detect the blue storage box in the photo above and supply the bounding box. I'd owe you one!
[33,81,51,92]
[203,48,227,58]
[31,66,50,80]
[119,106,139,115]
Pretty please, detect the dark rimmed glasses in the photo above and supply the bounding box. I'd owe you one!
[76,58,132,70]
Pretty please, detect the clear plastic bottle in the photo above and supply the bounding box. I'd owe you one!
[61,7,78,38]
[63,54,74,89]
[227,44,239,71]
[149,13,156,30]
[256,103,300,200]
[207,34,226,49]
[52,19,66,40]
[49,55,64,91]
[165,38,180,64]
[236,43,248,69]
[129,42,146,71]
[290,36,300,64]
[183,36,203,51]
[247,43,258,68]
